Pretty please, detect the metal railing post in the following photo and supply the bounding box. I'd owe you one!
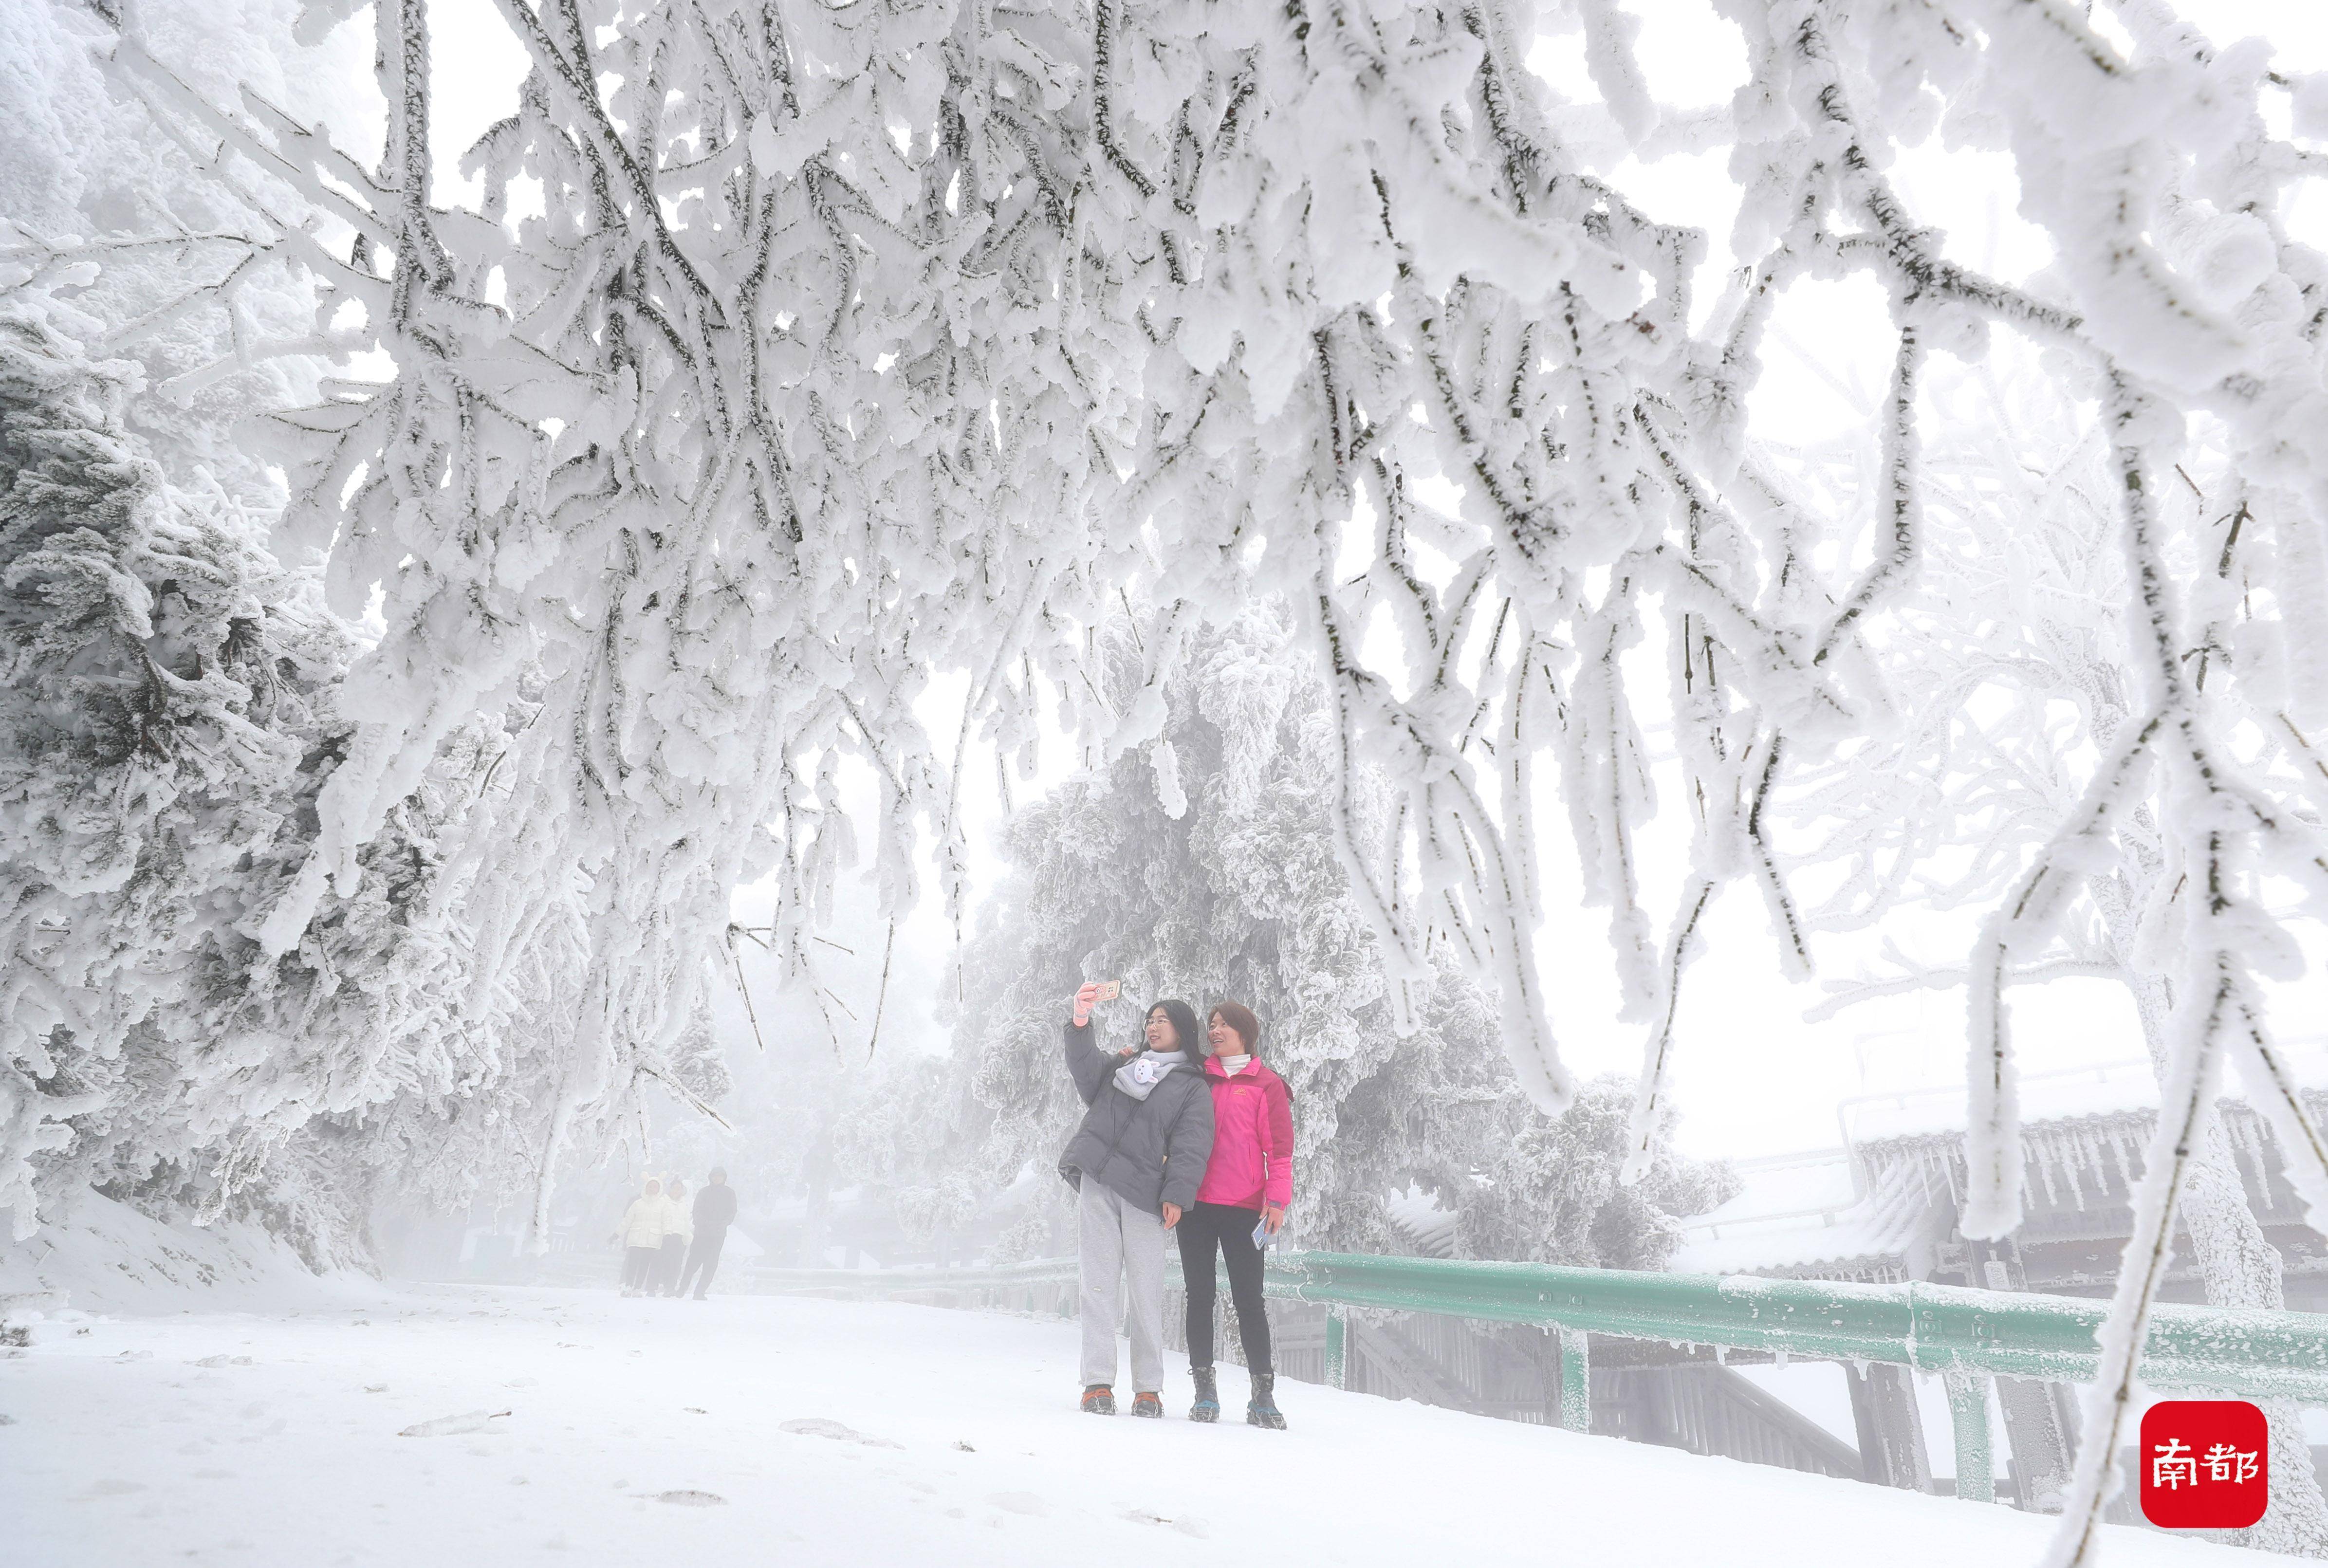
[1324,1305,1349,1389]
[1944,1370,1995,1503]
[1559,1327,1590,1433]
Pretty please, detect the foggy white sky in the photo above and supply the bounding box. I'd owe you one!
[410,0,2328,1162]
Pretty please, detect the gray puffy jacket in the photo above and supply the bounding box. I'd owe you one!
[1057,1022,1216,1217]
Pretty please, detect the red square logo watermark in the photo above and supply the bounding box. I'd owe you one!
[2140,1400,2268,1529]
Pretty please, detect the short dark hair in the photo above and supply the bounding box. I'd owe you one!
[1210,1000,1260,1054]
[709,1167,727,1182]
[1146,999,1201,1054]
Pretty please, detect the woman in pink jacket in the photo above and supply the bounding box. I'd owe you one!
[1178,1000,1293,1429]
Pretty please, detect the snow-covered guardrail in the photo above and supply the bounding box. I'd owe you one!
[1262,1252,2328,1400]
[751,1249,2328,1397]
[746,1248,2328,1499]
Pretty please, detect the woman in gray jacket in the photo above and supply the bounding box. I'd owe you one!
[1059,985,1215,1418]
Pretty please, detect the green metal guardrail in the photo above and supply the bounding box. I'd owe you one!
[747,1249,2328,1502]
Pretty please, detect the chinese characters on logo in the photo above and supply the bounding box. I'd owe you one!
[2140,1402,2268,1529]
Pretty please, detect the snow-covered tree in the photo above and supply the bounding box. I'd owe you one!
[1458,1074,1736,1270]
[876,606,1735,1265]
[0,305,498,1262]
[0,0,369,488]
[1787,354,2328,1552]
[0,2,529,1259]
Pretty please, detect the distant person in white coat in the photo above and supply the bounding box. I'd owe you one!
[614,1180,665,1296]
[652,1177,693,1297]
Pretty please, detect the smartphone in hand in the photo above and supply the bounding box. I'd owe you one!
[1091,979,1123,1002]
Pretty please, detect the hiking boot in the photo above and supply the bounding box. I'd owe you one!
[1131,1391,1164,1419]
[1246,1371,1286,1430]
[1189,1366,1220,1423]
[1081,1384,1116,1415]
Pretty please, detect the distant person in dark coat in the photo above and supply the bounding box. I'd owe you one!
[678,1169,739,1300]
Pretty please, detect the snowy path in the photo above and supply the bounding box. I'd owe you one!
[0,1283,2285,1567]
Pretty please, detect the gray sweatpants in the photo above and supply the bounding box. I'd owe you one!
[1078,1179,1166,1392]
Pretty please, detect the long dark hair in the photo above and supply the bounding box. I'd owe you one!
[1145,998,1201,1055]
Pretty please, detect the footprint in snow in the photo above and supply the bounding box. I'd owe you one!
[192,1355,253,1368]
[84,1479,145,1497]
[657,1490,726,1507]
[987,1492,1046,1516]
[399,1409,512,1438]
[779,1418,902,1450]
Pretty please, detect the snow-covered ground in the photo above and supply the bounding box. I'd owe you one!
[0,1278,2293,1568]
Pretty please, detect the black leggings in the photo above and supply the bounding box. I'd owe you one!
[1176,1201,1272,1374]
[679,1228,727,1296]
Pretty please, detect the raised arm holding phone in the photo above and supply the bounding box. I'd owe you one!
[1056,982,1214,1420]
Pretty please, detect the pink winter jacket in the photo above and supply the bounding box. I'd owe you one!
[1193,1057,1293,1210]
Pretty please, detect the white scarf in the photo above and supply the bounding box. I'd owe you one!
[1113,1050,1188,1102]
[1214,1054,1252,1076]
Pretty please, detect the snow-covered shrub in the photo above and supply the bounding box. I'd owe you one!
[1459,1076,1737,1271]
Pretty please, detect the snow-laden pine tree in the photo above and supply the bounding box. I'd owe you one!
[0,305,473,1261]
[0,298,683,1261]
[0,1,531,1257]
[1787,354,2328,1553]
[3,1,740,1254]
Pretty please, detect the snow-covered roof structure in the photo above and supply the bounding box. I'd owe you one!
[1384,1185,1460,1259]
[1674,1047,2328,1284]
[1840,1044,2328,1145]
[1670,1150,1934,1281]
